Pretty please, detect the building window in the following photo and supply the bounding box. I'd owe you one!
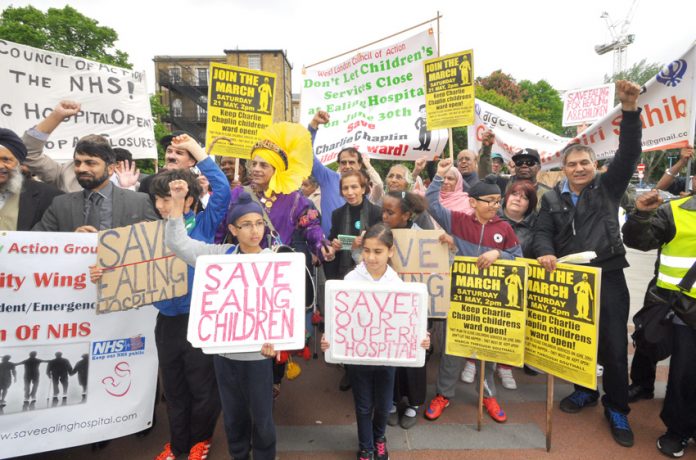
[172,99,182,117]
[197,96,208,121]
[197,67,209,86]
[247,54,261,70]
[169,66,181,83]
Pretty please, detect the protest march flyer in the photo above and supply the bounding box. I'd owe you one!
[0,232,158,458]
[187,253,306,354]
[324,280,429,367]
[424,49,475,129]
[95,220,188,314]
[446,257,527,366]
[205,62,276,159]
[390,229,451,318]
[467,42,696,169]
[301,29,448,164]
[524,261,601,389]
[0,39,156,161]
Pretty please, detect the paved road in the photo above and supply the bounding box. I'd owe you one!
[18,248,665,460]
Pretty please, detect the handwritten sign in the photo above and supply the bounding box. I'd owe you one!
[324,280,428,367]
[188,252,305,353]
[96,220,188,314]
[391,229,451,318]
[524,261,601,389]
[424,49,475,129]
[446,257,528,366]
[205,62,276,159]
[562,83,615,127]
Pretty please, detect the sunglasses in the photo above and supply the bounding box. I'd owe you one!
[514,159,538,167]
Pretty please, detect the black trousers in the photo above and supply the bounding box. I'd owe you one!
[574,269,630,414]
[155,314,221,455]
[661,324,696,438]
[629,346,657,391]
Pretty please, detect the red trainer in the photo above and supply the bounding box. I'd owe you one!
[155,443,175,460]
[483,397,507,423]
[188,439,211,460]
[425,394,450,420]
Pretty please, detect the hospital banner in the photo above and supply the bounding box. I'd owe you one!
[0,39,156,161]
[468,42,696,169]
[424,49,475,129]
[301,29,448,164]
[524,261,601,389]
[205,62,276,158]
[0,232,158,459]
[446,257,528,367]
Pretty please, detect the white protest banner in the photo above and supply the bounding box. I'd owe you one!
[390,229,451,318]
[562,83,615,127]
[0,39,156,161]
[188,253,306,353]
[301,30,448,164]
[468,42,696,170]
[324,280,428,367]
[0,232,158,459]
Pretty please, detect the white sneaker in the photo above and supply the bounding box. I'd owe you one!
[460,361,476,383]
[497,367,517,390]
[596,364,604,377]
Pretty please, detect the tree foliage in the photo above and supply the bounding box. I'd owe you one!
[605,59,662,86]
[0,5,131,68]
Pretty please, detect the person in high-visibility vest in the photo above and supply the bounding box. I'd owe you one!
[622,189,696,459]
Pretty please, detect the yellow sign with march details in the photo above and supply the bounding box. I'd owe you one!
[524,260,601,389]
[205,62,276,158]
[446,256,528,367]
[423,49,474,130]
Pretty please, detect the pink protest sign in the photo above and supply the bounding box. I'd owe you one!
[562,83,615,127]
[187,252,306,353]
[324,280,429,367]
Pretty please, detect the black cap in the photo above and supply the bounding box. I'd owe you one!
[469,175,501,198]
[511,148,540,163]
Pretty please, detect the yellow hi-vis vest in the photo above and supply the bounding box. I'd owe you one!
[656,196,696,299]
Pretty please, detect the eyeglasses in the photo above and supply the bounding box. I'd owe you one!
[514,159,538,167]
[235,221,265,231]
[474,197,502,207]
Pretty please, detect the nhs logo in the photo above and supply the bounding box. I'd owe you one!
[92,336,146,358]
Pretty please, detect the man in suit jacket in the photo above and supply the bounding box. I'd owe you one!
[33,134,157,232]
[0,128,63,231]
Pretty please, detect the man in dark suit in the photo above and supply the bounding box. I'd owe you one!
[0,128,63,231]
[33,134,157,232]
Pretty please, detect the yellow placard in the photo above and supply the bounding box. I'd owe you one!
[95,220,188,314]
[423,50,474,130]
[390,229,452,318]
[446,257,527,367]
[205,62,276,158]
[524,260,601,389]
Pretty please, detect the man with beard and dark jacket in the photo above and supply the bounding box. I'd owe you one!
[533,80,643,448]
[32,134,157,231]
[0,129,62,231]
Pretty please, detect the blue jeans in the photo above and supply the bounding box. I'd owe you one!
[347,364,396,452]
[213,356,276,460]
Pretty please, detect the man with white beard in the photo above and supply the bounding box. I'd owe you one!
[0,128,62,231]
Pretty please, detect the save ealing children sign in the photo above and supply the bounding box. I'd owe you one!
[205,62,276,159]
[524,261,601,389]
[324,280,429,367]
[423,49,475,129]
[446,257,527,366]
[95,220,188,314]
[390,229,451,318]
[188,252,306,353]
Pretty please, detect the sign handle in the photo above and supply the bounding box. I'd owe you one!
[234,158,240,183]
[546,374,554,452]
[448,128,454,159]
[477,359,485,431]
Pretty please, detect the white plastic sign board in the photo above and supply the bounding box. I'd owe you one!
[188,252,306,353]
[324,280,428,367]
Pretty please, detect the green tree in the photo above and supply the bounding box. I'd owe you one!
[605,59,661,86]
[0,5,130,68]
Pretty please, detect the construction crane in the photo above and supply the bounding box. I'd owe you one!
[594,0,639,76]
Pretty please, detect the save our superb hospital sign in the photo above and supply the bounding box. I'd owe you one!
[301,29,448,164]
[0,40,156,161]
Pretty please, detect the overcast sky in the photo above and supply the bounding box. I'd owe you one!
[6,0,696,95]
